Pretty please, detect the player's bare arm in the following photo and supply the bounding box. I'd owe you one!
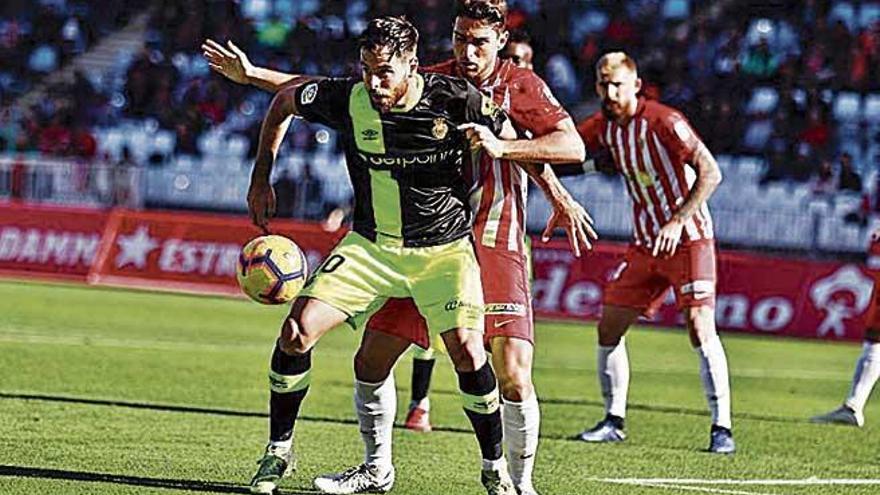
[652,141,722,257]
[202,39,307,92]
[457,117,585,163]
[531,163,597,257]
[248,85,302,230]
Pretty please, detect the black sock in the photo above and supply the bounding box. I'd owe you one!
[269,342,312,442]
[411,357,436,404]
[458,362,503,461]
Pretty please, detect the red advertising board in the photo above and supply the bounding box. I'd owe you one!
[0,202,107,280]
[531,242,874,341]
[88,209,343,296]
[0,203,873,341]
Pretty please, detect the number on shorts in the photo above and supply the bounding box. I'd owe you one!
[320,254,346,273]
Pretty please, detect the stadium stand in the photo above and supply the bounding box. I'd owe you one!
[0,0,878,255]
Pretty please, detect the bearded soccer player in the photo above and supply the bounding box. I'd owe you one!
[812,226,880,427]
[203,3,593,494]
[235,16,521,494]
[575,52,735,454]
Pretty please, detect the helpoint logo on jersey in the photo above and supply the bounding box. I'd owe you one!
[361,128,379,141]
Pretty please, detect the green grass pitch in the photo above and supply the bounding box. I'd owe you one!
[0,280,878,494]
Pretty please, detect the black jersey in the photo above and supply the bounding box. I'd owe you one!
[294,73,508,247]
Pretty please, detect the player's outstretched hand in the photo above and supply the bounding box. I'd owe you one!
[247,178,276,233]
[541,197,597,257]
[201,39,251,85]
[652,218,684,257]
[457,123,506,159]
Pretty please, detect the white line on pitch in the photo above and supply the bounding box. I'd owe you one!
[594,478,880,485]
[620,481,776,495]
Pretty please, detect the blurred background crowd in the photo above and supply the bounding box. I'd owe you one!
[1,0,879,257]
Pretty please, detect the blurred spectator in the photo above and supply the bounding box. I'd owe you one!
[502,30,533,70]
[810,159,836,196]
[838,153,862,193]
[741,38,779,80]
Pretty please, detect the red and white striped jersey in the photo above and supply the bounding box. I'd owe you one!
[424,59,570,253]
[577,98,714,248]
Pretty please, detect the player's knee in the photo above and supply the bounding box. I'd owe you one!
[686,306,717,347]
[498,363,533,402]
[446,331,485,372]
[278,316,314,355]
[353,347,393,382]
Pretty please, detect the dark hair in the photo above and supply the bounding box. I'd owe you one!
[359,16,419,57]
[507,29,530,45]
[455,0,508,28]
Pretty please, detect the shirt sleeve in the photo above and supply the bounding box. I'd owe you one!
[508,72,570,137]
[461,80,509,136]
[655,110,701,163]
[294,78,353,130]
[576,114,605,154]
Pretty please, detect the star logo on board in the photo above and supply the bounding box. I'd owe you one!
[115,225,159,269]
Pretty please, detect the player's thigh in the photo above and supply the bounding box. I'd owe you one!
[408,237,485,336]
[479,247,534,347]
[354,329,412,382]
[603,246,669,320]
[668,240,717,312]
[299,232,405,321]
[280,296,350,353]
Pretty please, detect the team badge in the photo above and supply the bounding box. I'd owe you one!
[301,83,318,105]
[432,118,448,139]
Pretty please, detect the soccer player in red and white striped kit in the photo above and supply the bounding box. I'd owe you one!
[575,52,735,453]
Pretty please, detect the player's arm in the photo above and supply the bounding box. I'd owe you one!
[248,85,301,229]
[653,141,722,257]
[494,118,586,163]
[457,117,585,164]
[523,161,597,256]
[202,39,307,92]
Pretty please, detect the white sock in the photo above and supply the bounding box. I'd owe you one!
[481,457,506,472]
[845,341,880,414]
[597,338,629,418]
[410,397,430,411]
[268,439,292,452]
[355,377,397,473]
[503,395,540,492]
[695,336,732,429]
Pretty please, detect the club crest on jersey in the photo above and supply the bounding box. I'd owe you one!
[481,95,502,119]
[301,83,318,105]
[432,118,448,139]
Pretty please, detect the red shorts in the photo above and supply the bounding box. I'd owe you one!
[863,278,880,331]
[367,245,533,349]
[603,240,717,317]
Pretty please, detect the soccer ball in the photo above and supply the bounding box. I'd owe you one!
[236,235,308,304]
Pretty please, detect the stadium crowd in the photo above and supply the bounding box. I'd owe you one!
[0,0,879,226]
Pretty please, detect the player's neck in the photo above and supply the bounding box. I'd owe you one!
[392,73,425,113]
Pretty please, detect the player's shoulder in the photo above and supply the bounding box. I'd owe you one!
[422,58,457,76]
[642,98,688,126]
[577,110,607,134]
[423,71,473,100]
